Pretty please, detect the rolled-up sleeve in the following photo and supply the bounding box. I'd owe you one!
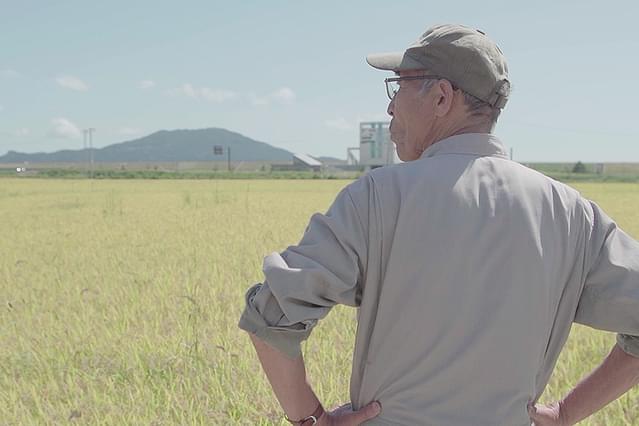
[575,201,639,357]
[238,180,369,359]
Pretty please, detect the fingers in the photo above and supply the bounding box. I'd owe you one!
[350,401,382,424]
[331,402,352,411]
[528,404,545,425]
[527,403,563,426]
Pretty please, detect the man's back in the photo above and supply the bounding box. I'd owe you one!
[350,133,592,425]
[240,132,639,425]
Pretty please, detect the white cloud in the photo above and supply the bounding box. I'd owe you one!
[166,83,237,103]
[165,83,293,106]
[166,84,193,97]
[250,87,297,107]
[325,118,354,131]
[182,83,197,97]
[138,80,155,89]
[200,88,236,102]
[119,127,142,136]
[56,75,89,91]
[249,93,269,106]
[49,118,81,139]
[14,127,30,137]
[271,87,296,104]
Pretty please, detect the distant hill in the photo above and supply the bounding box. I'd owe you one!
[0,128,294,163]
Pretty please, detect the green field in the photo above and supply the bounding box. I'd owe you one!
[2,179,639,425]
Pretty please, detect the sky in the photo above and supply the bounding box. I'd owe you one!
[1,0,638,162]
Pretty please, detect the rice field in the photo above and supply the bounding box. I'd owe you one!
[2,178,639,425]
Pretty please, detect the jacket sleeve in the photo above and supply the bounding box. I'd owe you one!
[574,200,639,357]
[238,180,369,359]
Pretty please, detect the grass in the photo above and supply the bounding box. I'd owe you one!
[2,168,361,180]
[6,162,639,183]
[1,179,639,425]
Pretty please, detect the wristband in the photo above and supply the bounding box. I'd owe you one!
[285,402,324,425]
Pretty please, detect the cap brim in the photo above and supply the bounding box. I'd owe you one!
[366,51,425,71]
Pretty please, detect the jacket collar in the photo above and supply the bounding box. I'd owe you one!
[419,133,508,160]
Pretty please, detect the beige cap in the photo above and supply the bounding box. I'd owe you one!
[367,24,510,108]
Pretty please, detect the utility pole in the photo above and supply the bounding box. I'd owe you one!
[87,128,96,178]
[227,146,231,172]
[83,129,89,177]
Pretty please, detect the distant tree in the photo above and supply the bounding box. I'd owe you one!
[572,161,587,173]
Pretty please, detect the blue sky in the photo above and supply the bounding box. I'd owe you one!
[1,0,637,161]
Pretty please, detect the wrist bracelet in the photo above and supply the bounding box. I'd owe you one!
[284,402,324,425]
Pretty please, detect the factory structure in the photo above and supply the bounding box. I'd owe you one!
[276,121,398,173]
[347,121,398,168]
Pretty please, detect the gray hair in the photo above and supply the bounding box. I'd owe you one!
[420,79,501,126]
[462,91,501,125]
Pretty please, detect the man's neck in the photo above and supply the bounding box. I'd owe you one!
[447,120,493,137]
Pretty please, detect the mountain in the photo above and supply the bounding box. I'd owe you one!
[0,128,294,163]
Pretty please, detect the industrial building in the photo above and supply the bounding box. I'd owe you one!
[347,121,398,168]
[271,153,323,172]
[292,153,322,172]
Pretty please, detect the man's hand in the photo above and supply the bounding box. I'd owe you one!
[316,401,382,425]
[528,401,569,426]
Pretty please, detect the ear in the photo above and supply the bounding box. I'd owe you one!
[432,79,455,117]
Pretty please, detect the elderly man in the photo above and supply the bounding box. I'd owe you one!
[238,24,639,425]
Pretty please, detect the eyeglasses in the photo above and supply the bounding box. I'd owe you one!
[384,75,443,100]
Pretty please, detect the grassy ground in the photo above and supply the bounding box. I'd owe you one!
[0,168,362,180]
[5,161,639,182]
[1,179,639,425]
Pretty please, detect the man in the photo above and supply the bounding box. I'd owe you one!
[238,24,639,425]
